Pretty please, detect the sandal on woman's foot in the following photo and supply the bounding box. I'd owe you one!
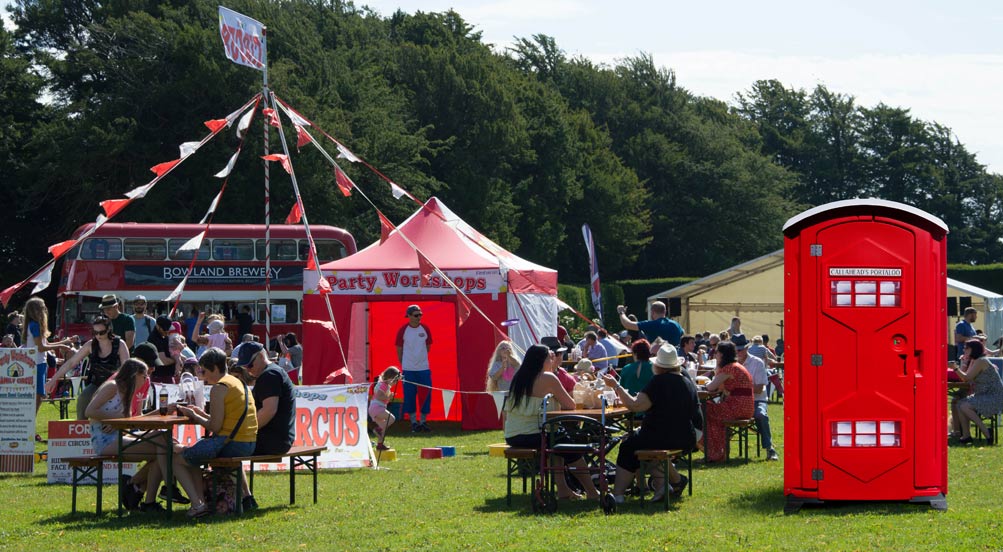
[186,503,210,519]
[558,492,586,501]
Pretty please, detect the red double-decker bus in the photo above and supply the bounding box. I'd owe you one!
[56,223,356,343]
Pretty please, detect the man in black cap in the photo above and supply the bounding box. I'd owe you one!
[233,341,296,511]
[100,294,136,350]
[541,337,574,393]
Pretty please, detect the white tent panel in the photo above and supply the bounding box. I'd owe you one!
[507,292,557,353]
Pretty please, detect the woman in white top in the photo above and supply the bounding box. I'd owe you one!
[503,344,599,501]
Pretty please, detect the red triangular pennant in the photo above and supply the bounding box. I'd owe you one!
[306,248,318,271]
[263,108,280,128]
[285,201,302,224]
[457,293,472,326]
[295,125,311,149]
[416,250,434,287]
[334,166,354,197]
[204,118,227,133]
[0,282,21,308]
[262,154,291,175]
[47,239,78,259]
[150,159,181,177]
[100,198,131,218]
[378,212,394,244]
[317,274,332,294]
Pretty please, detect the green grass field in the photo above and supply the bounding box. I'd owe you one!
[3,401,1001,551]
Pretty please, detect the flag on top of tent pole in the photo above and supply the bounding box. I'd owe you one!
[582,223,603,326]
[218,6,267,71]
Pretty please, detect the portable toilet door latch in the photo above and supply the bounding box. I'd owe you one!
[812,469,824,481]
[810,244,823,256]
[811,354,823,366]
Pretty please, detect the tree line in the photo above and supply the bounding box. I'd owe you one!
[2,0,999,295]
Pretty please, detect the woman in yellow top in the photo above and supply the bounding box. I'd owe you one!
[175,347,258,518]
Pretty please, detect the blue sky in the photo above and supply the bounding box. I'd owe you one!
[6,0,1003,172]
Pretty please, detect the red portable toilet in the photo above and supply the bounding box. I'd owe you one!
[782,199,948,513]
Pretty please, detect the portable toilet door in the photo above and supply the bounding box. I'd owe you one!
[782,199,948,514]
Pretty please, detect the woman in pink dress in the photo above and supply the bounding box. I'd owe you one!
[703,341,755,463]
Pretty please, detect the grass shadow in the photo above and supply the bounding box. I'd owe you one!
[41,504,286,530]
[475,494,681,517]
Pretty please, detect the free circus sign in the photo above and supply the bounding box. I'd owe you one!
[305,269,505,296]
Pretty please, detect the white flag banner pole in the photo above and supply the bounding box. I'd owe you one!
[490,391,507,419]
[29,263,54,294]
[214,152,239,179]
[441,389,456,417]
[179,141,201,158]
[218,6,266,71]
[177,231,206,252]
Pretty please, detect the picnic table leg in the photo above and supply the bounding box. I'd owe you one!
[249,462,255,495]
[97,463,104,515]
[164,431,174,513]
[290,457,296,505]
[234,465,244,514]
[71,466,79,514]
[312,454,318,504]
[117,431,124,516]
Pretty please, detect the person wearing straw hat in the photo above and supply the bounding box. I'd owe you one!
[602,344,701,503]
[99,294,135,350]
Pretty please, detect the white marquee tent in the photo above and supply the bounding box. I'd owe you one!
[649,249,1003,347]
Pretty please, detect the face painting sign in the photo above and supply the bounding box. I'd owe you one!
[0,348,39,472]
[218,6,267,71]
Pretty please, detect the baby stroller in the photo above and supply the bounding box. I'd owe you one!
[532,394,619,514]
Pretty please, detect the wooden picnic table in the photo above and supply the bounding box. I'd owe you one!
[102,413,194,514]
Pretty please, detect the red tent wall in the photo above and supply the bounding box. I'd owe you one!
[368,299,459,422]
[457,294,508,430]
[302,292,509,428]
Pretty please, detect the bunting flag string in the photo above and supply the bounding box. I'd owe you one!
[333,166,354,197]
[285,201,302,224]
[377,211,394,244]
[29,262,54,295]
[167,98,259,317]
[264,90,347,368]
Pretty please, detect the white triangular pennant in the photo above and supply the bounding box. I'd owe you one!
[164,274,189,302]
[30,263,54,294]
[497,259,510,281]
[199,191,223,224]
[237,108,255,138]
[441,389,456,417]
[225,103,248,126]
[125,182,154,200]
[177,231,205,252]
[556,297,574,312]
[214,151,239,178]
[276,100,311,127]
[336,143,361,163]
[179,141,201,158]
[94,214,108,229]
[491,391,507,419]
[390,182,406,200]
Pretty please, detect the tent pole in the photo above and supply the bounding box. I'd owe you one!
[262,25,271,349]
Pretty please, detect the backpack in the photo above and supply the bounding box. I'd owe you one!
[86,338,121,386]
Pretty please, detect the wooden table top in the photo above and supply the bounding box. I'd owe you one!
[102,414,192,430]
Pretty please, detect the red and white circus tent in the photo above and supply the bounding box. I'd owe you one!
[301,197,558,430]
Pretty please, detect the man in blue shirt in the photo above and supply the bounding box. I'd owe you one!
[955,307,977,359]
[617,301,684,346]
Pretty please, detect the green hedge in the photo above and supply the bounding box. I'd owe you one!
[947,264,1003,295]
[558,277,697,337]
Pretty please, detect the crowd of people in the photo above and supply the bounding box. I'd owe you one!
[3,294,302,516]
[484,303,785,504]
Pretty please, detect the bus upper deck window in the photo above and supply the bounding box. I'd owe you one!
[81,238,122,260]
[301,239,346,262]
[124,238,168,260]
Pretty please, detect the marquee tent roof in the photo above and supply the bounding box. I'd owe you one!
[320,197,556,294]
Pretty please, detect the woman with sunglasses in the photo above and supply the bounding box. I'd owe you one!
[48,314,130,419]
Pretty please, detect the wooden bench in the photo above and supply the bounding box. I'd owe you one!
[65,456,116,515]
[502,447,539,506]
[42,397,73,420]
[635,449,687,511]
[724,419,757,462]
[204,445,326,514]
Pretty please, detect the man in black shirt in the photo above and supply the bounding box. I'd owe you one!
[235,341,296,510]
[146,316,176,384]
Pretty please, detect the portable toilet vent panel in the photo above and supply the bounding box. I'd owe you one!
[782,199,948,513]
